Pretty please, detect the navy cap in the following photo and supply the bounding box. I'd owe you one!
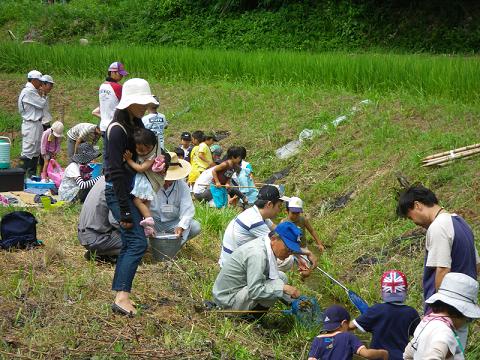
[323,305,350,331]
[275,221,302,253]
[181,132,192,141]
[257,185,290,202]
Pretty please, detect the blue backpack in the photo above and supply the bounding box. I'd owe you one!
[0,211,39,249]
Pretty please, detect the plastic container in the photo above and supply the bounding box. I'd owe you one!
[89,163,102,178]
[0,136,11,169]
[0,168,25,191]
[149,234,182,262]
[25,179,57,190]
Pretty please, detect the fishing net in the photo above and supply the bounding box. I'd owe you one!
[282,295,323,327]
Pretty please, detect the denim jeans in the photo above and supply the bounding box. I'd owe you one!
[105,185,147,292]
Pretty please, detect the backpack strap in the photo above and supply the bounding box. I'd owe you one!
[106,122,127,141]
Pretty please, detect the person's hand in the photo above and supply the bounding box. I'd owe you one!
[303,249,318,269]
[283,285,301,299]
[215,181,222,188]
[317,243,325,253]
[174,227,184,238]
[41,172,48,180]
[123,150,132,161]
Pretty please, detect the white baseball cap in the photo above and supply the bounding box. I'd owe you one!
[27,70,43,80]
[40,74,55,84]
[51,121,64,138]
[287,196,304,213]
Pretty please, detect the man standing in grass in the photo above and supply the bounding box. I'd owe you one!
[18,70,47,177]
[397,184,480,348]
[98,62,128,134]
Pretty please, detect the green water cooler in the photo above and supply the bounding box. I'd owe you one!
[0,136,11,169]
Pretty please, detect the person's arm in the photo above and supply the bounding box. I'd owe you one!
[304,217,325,253]
[75,176,99,190]
[123,150,154,173]
[91,107,100,119]
[358,347,388,360]
[176,181,195,232]
[403,341,414,360]
[435,267,451,290]
[22,89,47,109]
[212,161,230,187]
[74,137,82,154]
[245,253,285,301]
[348,321,357,331]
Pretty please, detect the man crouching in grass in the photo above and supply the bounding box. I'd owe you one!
[212,222,302,311]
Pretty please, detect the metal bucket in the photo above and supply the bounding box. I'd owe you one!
[0,136,11,169]
[149,233,182,262]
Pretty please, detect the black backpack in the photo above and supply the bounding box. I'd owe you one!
[0,211,39,249]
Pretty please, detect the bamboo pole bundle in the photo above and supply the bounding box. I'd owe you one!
[422,147,480,167]
[422,143,480,162]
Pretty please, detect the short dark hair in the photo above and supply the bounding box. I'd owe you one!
[192,130,204,142]
[133,128,157,147]
[254,198,281,208]
[429,300,464,319]
[173,147,185,159]
[397,185,438,218]
[239,146,247,160]
[226,146,243,159]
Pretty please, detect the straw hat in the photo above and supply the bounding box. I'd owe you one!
[165,151,191,181]
[426,272,480,318]
[116,78,159,110]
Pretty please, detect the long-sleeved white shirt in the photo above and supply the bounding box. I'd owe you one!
[18,82,46,122]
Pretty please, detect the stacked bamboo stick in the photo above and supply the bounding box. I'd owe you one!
[422,143,480,167]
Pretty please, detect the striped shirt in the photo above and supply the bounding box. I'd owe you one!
[67,123,99,143]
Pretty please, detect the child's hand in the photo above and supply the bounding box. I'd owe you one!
[317,243,325,253]
[215,181,222,188]
[123,150,133,161]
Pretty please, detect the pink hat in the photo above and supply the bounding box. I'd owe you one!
[108,62,128,76]
[381,270,408,303]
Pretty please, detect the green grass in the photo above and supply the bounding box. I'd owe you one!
[1,65,480,358]
[1,43,480,103]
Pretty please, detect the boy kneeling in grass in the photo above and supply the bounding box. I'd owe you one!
[349,270,419,360]
[308,305,388,360]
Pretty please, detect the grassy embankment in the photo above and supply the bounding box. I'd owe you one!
[0,44,480,359]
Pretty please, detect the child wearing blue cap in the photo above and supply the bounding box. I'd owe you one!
[308,305,388,360]
[348,270,420,360]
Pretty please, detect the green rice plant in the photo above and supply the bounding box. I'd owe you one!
[1,43,480,103]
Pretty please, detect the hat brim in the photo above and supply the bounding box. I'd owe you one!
[288,207,303,213]
[71,151,101,164]
[116,95,159,110]
[52,131,63,138]
[279,195,290,202]
[277,235,302,254]
[426,293,480,319]
[382,292,406,303]
[165,159,191,181]
[118,70,128,76]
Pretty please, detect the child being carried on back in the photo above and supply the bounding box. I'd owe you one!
[124,128,170,236]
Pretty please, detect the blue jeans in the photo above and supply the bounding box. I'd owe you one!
[105,185,147,292]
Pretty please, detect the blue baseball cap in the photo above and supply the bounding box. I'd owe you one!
[275,221,302,254]
[323,305,350,331]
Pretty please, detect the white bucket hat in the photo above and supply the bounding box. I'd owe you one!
[165,152,191,181]
[116,78,159,110]
[51,121,64,137]
[40,74,55,84]
[425,272,480,319]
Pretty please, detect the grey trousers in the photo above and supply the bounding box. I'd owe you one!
[231,272,289,310]
[21,120,43,159]
[78,228,122,256]
[67,137,77,163]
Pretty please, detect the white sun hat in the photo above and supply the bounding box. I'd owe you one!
[51,121,64,137]
[40,74,55,84]
[27,70,42,80]
[165,151,191,181]
[425,272,480,319]
[116,78,159,110]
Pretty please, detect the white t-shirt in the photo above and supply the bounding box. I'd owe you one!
[404,316,463,360]
[193,168,213,194]
[426,212,480,268]
[58,163,81,202]
[99,82,121,132]
[142,112,168,150]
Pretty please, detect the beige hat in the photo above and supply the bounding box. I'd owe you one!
[51,121,64,137]
[165,152,191,181]
[116,78,158,110]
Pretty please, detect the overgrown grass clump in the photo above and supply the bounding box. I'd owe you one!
[1,43,480,103]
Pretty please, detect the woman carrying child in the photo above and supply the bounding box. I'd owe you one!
[210,146,247,208]
[40,121,64,181]
[123,128,169,236]
[59,143,101,202]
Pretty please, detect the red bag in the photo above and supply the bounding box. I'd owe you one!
[47,159,64,187]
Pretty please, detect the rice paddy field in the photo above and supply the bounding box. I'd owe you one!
[0,42,480,359]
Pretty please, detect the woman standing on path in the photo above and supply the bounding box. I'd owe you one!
[103,78,159,315]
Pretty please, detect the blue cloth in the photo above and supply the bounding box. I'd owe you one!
[237,162,258,204]
[210,184,228,208]
[354,303,420,360]
[423,215,478,312]
[131,173,155,201]
[308,332,364,360]
[105,186,147,292]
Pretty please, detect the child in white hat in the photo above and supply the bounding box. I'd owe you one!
[404,272,480,359]
[40,121,63,181]
[281,196,325,252]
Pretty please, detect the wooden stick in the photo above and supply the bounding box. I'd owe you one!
[198,184,259,189]
[422,146,480,163]
[204,309,282,314]
[422,143,480,161]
